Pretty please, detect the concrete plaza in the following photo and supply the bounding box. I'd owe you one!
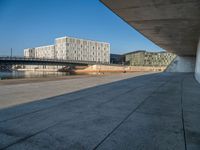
[0,73,200,150]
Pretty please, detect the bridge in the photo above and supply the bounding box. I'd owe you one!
[0,56,107,66]
[0,56,108,71]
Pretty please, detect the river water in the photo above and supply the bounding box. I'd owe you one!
[0,71,69,80]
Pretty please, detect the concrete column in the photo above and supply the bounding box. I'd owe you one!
[165,56,195,72]
[195,38,200,83]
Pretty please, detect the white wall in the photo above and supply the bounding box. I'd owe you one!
[195,38,200,83]
[165,56,195,72]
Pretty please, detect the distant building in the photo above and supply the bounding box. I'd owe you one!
[24,36,110,64]
[24,48,35,58]
[124,50,176,66]
[110,54,124,64]
[35,45,55,59]
[55,37,110,63]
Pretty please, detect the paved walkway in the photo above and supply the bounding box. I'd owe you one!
[0,72,149,109]
[0,73,199,150]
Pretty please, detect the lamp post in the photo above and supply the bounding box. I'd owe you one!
[11,48,12,58]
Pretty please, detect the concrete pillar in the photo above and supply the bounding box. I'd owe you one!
[165,56,195,72]
[195,38,200,83]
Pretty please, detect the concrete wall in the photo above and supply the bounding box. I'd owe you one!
[195,38,200,83]
[166,56,195,72]
[74,65,166,73]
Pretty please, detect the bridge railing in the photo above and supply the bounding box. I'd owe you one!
[0,56,110,65]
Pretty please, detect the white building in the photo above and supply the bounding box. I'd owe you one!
[24,48,35,58]
[35,45,55,59]
[55,36,110,63]
[24,36,110,63]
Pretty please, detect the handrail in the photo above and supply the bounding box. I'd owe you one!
[0,56,109,65]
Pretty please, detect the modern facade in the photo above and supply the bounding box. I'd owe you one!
[124,51,176,66]
[24,36,110,64]
[35,45,55,59]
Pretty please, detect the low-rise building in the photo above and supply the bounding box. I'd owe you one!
[124,50,176,66]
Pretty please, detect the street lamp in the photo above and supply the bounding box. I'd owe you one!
[11,48,12,58]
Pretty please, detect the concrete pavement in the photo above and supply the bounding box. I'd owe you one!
[0,72,150,109]
[0,73,200,150]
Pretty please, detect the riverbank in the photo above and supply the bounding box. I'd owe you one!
[0,72,154,108]
[20,64,167,74]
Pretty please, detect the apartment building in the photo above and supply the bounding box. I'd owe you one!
[24,48,35,58]
[125,50,176,66]
[24,36,110,63]
[55,37,110,63]
[35,45,55,59]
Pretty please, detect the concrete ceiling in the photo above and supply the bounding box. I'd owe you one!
[100,0,200,56]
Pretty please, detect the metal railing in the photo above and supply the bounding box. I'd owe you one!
[0,56,110,65]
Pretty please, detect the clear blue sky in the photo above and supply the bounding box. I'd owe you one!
[0,0,163,56]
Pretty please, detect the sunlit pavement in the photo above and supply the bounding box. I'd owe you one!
[0,73,199,150]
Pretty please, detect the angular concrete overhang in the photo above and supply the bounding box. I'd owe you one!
[100,0,200,56]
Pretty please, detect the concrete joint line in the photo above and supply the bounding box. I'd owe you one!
[0,121,60,150]
[0,82,138,123]
[0,75,158,123]
[95,77,159,108]
[180,78,187,150]
[0,75,160,149]
[92,77,173,150]
[0,82,134,123]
